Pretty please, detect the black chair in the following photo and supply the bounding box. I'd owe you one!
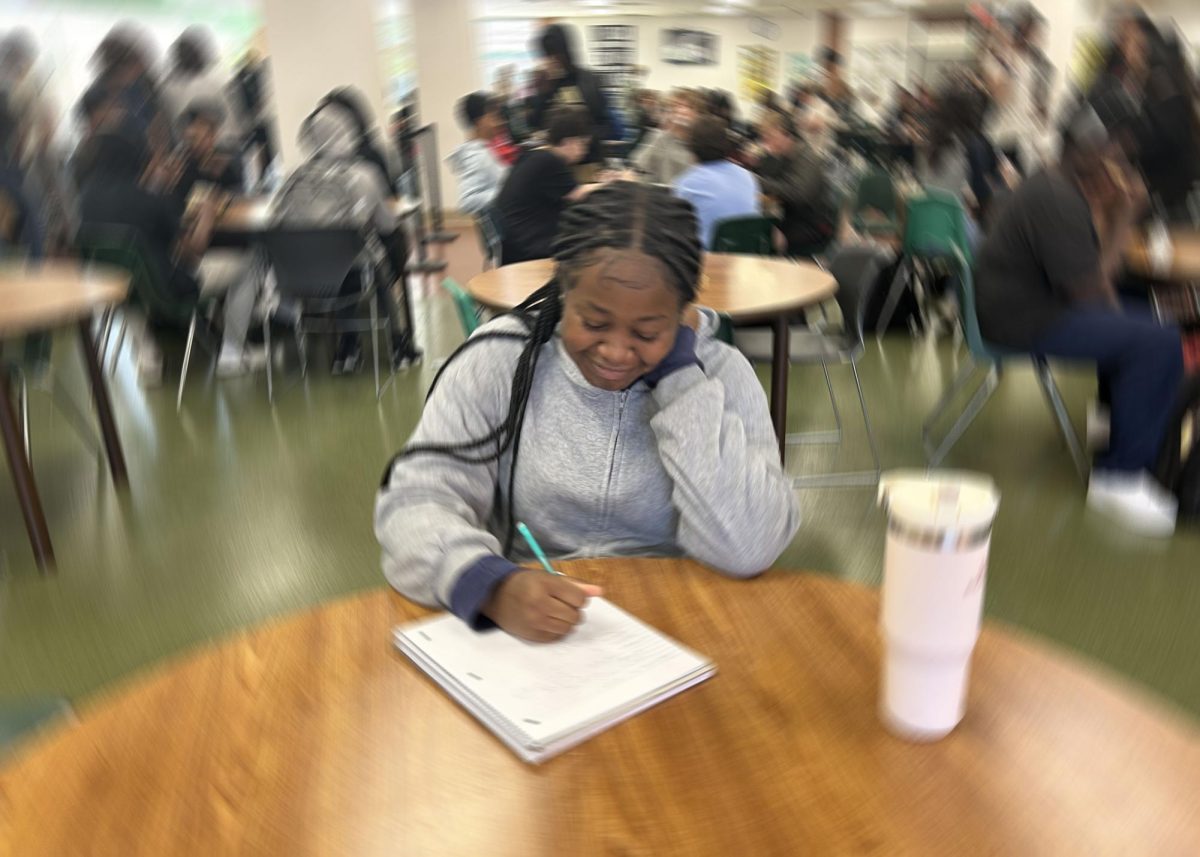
[734,245,892,486]
[474,206,503,271]
[258,228,392,402]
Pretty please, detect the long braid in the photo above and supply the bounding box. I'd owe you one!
[381,181,703,555]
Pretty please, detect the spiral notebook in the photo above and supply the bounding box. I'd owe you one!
[393,597,716,764]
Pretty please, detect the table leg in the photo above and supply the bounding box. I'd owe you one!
[770,315,790,462]
[0,369,54,571]
[77,320,128,488]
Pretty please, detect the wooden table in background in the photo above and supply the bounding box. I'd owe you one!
[0,262,130,570]
[1125,227,1200,282]
[2,558,1197,855]
[467,254,837,459]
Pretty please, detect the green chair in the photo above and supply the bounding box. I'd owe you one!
[442,277,483,337]
[712,216,775,256]
[874,190,973,337]
[850,168,900,238]
[77,224,220,411]
[921,249,1088,480]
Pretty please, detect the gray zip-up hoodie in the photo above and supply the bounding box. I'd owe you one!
[375,309,801,625]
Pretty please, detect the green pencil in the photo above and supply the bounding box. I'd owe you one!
[516,522,562,576]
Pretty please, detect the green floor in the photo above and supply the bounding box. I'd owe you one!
[2,285,1199,731]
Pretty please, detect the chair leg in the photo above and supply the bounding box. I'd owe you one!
[1033,358,1089,481]
[785,362,843,445]
[792,360,883,489]
[264,315,275,404]
[107,317,127,377]
[852,359,881,477]
[926,365,1000,467]
[294,322,308,378]
[369,296,382,400]
[922,359,981,442]
[96,308,114,366]
[176,311,197,413]
[875,256,910,339]
[17,370,30,466]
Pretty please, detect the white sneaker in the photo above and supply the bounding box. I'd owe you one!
[216,345,269,378]
[1087,470,1178,537]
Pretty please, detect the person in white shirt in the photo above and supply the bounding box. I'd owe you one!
[159,27,242,147]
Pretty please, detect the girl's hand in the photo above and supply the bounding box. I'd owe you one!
[482,570,603,643]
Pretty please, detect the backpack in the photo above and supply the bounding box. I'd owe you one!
[1156,375,1200,520]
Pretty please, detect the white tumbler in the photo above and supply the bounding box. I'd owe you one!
[877,470,1001,741]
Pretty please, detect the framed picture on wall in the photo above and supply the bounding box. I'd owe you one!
[661,29,718,66]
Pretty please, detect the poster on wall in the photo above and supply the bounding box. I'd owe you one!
[737,45,779,101]
[661,29,718,66]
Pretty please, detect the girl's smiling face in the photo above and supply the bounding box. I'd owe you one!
[559,249,684,391]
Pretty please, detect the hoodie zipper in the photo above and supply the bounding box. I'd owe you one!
[599,391,629,533]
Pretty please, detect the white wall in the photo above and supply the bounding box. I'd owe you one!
[262,0,390,168]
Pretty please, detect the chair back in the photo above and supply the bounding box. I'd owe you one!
[713,216,774,255]
[851,168,899,236]
[442,277,482,337]
[259,228,364,300]
[76,223,195,325]
[826,245,893,347]
[903,189,971,264]
[475,207,503,269]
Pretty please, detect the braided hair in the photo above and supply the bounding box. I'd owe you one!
[382,181,702,553]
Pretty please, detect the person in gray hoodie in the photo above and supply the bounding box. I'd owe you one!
[446,92,506,216]
[376,182,801,642]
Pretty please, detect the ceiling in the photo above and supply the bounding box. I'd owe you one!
[473,0,939,19]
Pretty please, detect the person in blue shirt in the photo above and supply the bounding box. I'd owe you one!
[672,114,760,249]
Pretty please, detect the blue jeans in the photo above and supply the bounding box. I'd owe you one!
[1035,305,1183,473]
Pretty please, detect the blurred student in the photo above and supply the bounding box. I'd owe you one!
[159,27,241,147]
[974,106,1182,536]
[91,23,165,149]
[754,109,836,256]
[0,94,44,258]
[172,99,245,203]
[673,115,761,250]
[529,24,617,162]
[495,106,593,264]
[631,88,698,185]
[271,100,418,372]
[78,132,260,384]
[376,182,800,640]
[447,92,507,217]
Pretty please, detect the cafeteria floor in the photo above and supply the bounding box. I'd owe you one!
[2,220,1198,726]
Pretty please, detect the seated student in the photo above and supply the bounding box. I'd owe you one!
[271,100,417,372]
[0,94,44,258]
[673,115,761,250]
[975,105,1183,536]
[78,131,260,384]
[446,92,507,217]
[376,182,800,640]
[495,105,592,264]
[630,87,698,186]
[172,98,245,203]
[753,108,836,256]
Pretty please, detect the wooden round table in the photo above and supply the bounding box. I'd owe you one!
[2,558,1196,855]
[0,261,130,570]
[1125,227,1200,282]
[467,255,837,458]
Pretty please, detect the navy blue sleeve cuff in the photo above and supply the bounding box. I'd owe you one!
[448,555,521,630]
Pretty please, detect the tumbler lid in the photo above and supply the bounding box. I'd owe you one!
[878,470,1000,549]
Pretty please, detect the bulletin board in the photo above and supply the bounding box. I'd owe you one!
[737,45,779,101]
